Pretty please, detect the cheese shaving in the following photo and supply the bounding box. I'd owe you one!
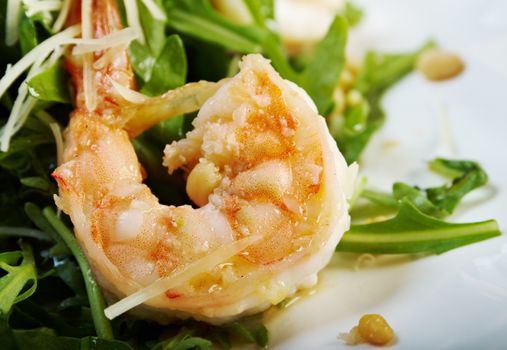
[1,93,37,151]
[94,44,129,70]
[110,78,148,104]
[52,0,72,32]
[0,26,79,151]
[5,0,22,46]
[123,0,145,44]
[81,0,96,112]
[72,28,138,55]
[0,24,81,102]
[49,122,64,166]
[24,0,62,17]
[140,0,167,21]
[104,235,261,320]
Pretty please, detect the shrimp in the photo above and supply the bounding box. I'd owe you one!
[53,0,357,323]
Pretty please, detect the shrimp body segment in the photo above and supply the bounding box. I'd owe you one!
[54,4,355,321]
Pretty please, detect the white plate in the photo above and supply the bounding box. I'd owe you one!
[267,0,507,349]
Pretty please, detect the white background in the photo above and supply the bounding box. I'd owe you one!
[268,1,507,349]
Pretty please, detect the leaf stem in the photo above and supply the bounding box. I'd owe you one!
[42,207,113,340]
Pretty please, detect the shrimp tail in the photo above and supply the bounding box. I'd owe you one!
[65,0,136,115]
[65,0,224,137]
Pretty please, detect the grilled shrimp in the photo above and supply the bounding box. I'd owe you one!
[53,0,356,323]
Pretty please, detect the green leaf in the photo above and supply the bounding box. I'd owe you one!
[225,320,268,347]
[1,325,133,350]
[164,0,263,54]
[343,2,363,27]
[128,0,167,83]
[129,41,157,83]
[163,0,295,80]
[362,158,489,218]
[24,202,70,256]
[392,182,443,217]
[243,0,274,27]
[334,41,435,163]
[0,242,37,315]
[27,61,71,103]
[19,14,39,55]
[152,328,212,350]
[42,207,113,340]
[0,226,50,241]
[139,0,166,55]
[54,259,86,298]
[141,35,187,96]
[19,176,51,191]
[298,16,348,115]
[338,199,501,254]
[426,158,488,214]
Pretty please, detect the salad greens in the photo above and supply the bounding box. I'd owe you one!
[338,199,499,254]
[43,207,114,340]
[331,41,435,163]
[0,242,37,314]
[339,158,499,253]
[27,61,71,103]
[0,0,501,349]
[361,158,489,218]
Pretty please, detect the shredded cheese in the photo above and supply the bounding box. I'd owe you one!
[52,0,72,32]
[49,122,64,165]
[72,28,139,55]
[5,0,22,46]
[24,0,62,17]
[81,0,96,112]
[1,93,37,151]
[123,0,145,44]
[110,78,148,104]
[0,24,81,101]
[140,0,167,21]
[104,235,261,320]
[94,44,129,70]
[0,25,80,151]
[1,46,56,151]
[33,110,64,165]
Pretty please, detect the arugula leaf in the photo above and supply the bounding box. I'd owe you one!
[152,328,212,350]
[164,1,349,116]
[243,0,274,27]
[27,60,71,103]
[139,0,166,55]
[0,324,133,350]
[0,242,37,315]
[42,207,113,340]
[426,158,488,215]
[297,16,348,115]
[19,14,39,55]
[392,182,443,217]
[345,158,500,254]
[24,202,69,256]
[226,321,268,348]
[163,0,295,80]
[129,0,167,83]
[338,199,500,254]
[0,226,49,241]
[164,0,263,53]
[141,35,187,96]
[343,2,363,27]
[333,41,435,163]
[362,158,488,218]
[129,41,157,83]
